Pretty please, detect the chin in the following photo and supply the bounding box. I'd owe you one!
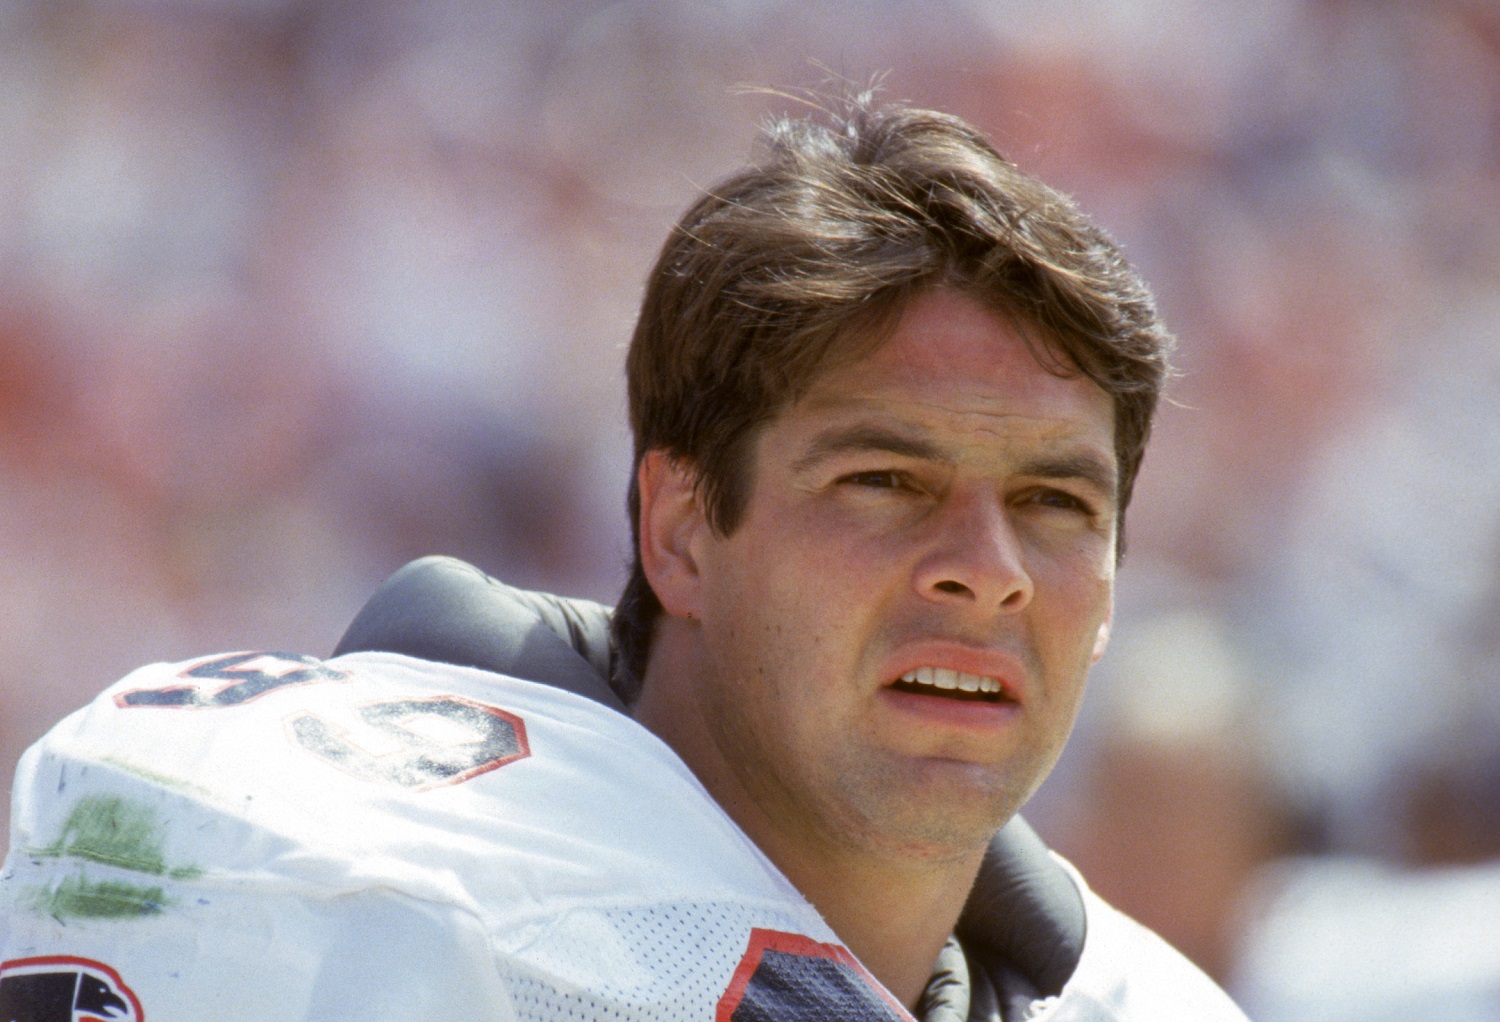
[840,779,1025,864]
[852,813,1007,866]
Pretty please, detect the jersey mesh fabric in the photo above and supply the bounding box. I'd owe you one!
[499,901,913,1020]
[506,903,744,1020]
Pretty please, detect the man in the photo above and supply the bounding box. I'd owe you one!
[1,98,1248,1019]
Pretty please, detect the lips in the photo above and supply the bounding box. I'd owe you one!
[882,642,1026,706]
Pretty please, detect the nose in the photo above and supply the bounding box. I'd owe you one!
[913,489,1033,614]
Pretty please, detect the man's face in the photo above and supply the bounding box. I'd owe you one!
[656,289,1118,862]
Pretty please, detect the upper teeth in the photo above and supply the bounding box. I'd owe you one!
[899,667,1001,694]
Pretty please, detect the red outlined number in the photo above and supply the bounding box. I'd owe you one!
[290,695,529,790]
[112,651,530,791]
[717,929,913,1022]
[116,651,348,709]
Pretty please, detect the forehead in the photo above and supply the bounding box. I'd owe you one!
[792,290,1114,455]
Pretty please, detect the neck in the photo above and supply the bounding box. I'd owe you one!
[633,632,983,1009]
[755,825,983,1008]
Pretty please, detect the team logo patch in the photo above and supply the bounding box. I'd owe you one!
[0,957,143,1022]
[716,929,914,1021]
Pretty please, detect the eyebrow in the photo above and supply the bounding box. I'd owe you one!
[792,424,950,473]
[793,422,1119,498]
[1024,453,1119,501]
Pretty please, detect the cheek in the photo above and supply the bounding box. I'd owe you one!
[708,541,869,696]
[741,508,871,609]
[1034,558,1114,663]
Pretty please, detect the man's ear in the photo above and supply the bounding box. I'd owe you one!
[1091,596,1113,664]
[638,449,709,621]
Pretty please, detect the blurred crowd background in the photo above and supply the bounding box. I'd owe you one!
[2,0,1498,1016]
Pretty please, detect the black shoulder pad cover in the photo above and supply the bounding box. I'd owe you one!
[333,555,624,712]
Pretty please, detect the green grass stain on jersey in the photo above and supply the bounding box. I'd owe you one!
[21,794,208,919]
[30,794,203,881]
[24,875,169,920]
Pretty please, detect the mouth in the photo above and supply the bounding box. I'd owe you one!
[890,666,1012,704]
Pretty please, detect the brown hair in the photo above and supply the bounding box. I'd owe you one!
[609,96,1174,703]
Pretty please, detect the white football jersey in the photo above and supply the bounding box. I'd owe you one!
[1,649,1249,1022]
[1,650,913,1021]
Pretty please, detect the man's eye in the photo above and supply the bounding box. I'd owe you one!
[843,471,907,490]
[1029,489,1092,513]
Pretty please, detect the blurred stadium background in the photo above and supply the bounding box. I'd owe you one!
[2,0,1498,1015]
